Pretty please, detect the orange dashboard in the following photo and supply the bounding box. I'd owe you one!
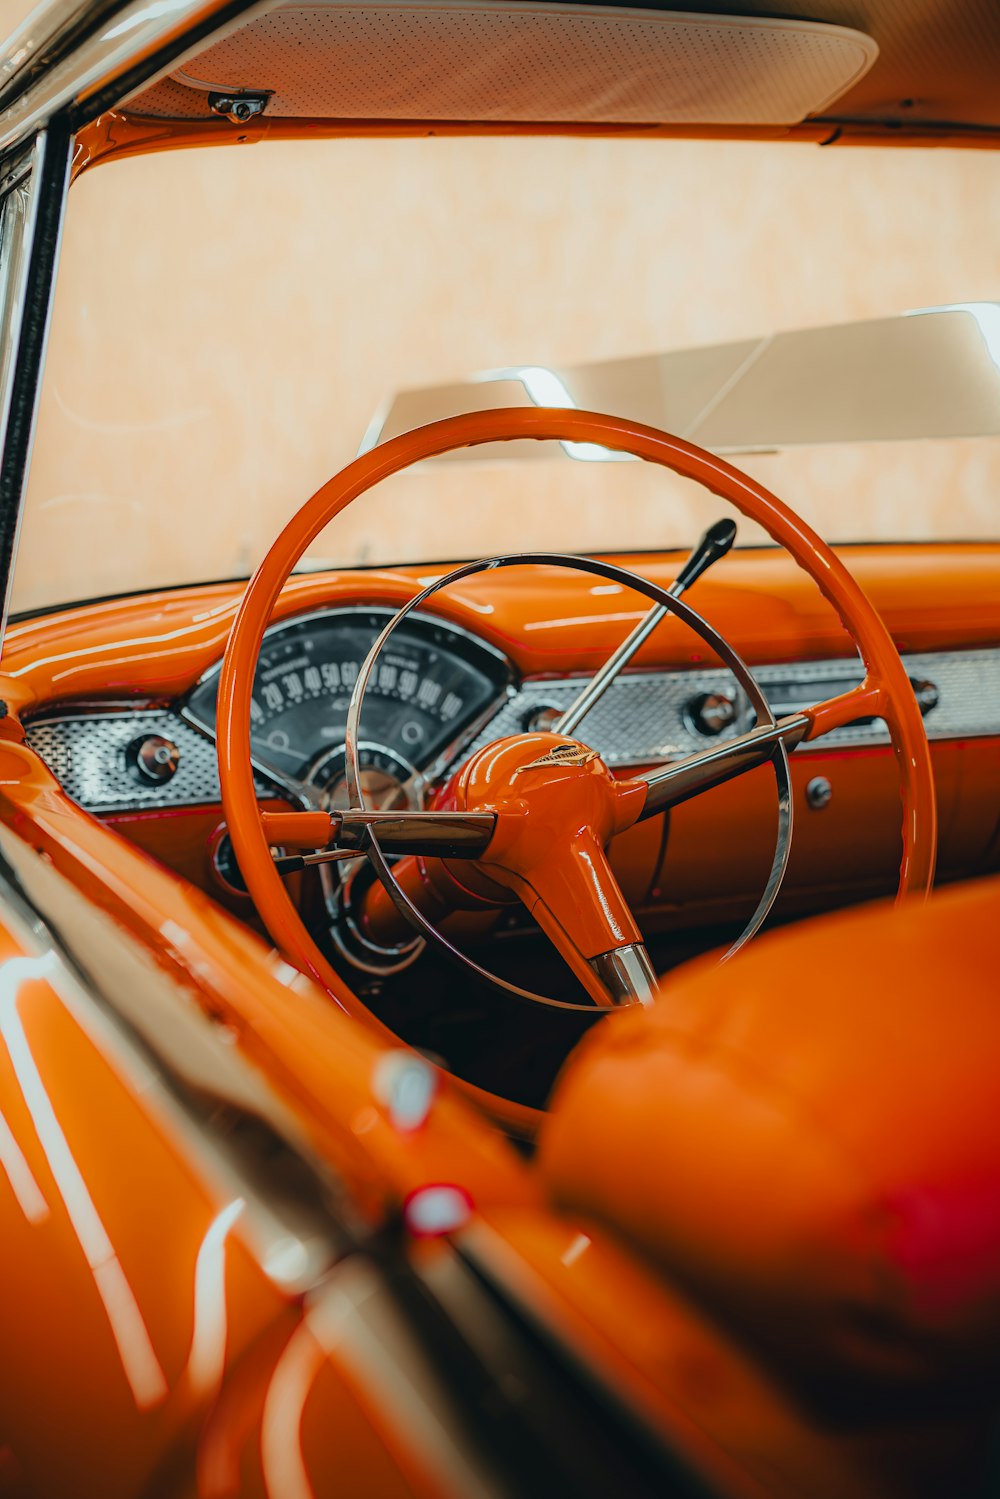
[3,543,1000,704]
[1,542,998,933]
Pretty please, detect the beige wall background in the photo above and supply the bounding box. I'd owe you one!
[12,134,1000,613]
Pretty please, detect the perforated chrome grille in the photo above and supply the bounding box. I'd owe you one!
[23,711,274,813]
[23,647,1000,813]
[463,648,1000,766]
[130,3,876,125]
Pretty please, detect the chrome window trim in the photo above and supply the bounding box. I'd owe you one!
[0,124,72,650]
[0,143,39,451]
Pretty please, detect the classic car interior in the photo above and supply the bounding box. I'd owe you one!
[0,0,999,1495]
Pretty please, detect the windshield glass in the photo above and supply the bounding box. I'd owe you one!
[12,135,1000,615]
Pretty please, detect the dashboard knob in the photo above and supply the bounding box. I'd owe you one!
[909,677,939,716]
[686,691,738,736]
[127,734,181,784]
[209,827,248,894]
[523,704,563,733]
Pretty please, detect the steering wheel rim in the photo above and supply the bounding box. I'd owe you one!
[218,408,937,1100]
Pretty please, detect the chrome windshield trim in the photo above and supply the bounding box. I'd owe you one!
[0,124,72,652]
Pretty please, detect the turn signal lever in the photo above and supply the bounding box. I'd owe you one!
[554,517,737,737]
[671,517,737,594]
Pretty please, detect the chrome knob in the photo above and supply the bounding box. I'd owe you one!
[909,678,939,716]
[524,704,563,733]
[686,691,737,736]
[127,734,181,785]
[805,775,833,810]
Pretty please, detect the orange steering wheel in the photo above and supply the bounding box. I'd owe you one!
[218,409,937,1026]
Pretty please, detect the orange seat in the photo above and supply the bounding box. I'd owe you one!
[539,876,1000,1404]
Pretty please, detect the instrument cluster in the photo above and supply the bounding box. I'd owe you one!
[182,608,513,810]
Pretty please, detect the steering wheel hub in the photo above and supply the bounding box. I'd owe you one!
[425,731,648,975]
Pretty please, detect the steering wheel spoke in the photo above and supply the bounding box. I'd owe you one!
[638,713,811,817]
[483,827,647,1008]
[800,679,884,740]
[261,807,497,858]
[335,809,497,858]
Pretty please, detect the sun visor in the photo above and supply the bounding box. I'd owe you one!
[129,3,878,125]
[361,304,1000,463]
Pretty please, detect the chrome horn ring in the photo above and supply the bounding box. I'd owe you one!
[339,551,792,1012]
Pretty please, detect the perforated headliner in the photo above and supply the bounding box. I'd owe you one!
[123,0,1000,132]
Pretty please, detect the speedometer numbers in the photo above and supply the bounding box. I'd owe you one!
[185,608,511,803]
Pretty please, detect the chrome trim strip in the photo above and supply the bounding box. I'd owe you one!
[589,942,659,1007]
[24,646,1000,814]
[0,142,41,472]
[463,647,1000,766]
[0,125,72,652]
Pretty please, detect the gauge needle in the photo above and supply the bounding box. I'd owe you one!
[553,518,737,737]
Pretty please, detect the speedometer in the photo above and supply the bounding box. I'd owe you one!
[183,608,511,796]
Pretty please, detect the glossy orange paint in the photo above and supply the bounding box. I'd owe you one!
[464,1209,987,1499]
[1,731,988,1496]
[0,907,292,1495]
[0,739,538,1187]
[0,843,531,1497]
[4,544,998,712]
[540,874,1000,1402]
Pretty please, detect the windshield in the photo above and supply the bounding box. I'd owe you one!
[11,135,1000,615]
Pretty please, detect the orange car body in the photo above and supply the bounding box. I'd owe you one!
[0,1,999,1495]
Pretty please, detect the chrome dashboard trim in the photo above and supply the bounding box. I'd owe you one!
[21,645,1000,816]
[462,647,1000,767]
[23,707,279,812]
